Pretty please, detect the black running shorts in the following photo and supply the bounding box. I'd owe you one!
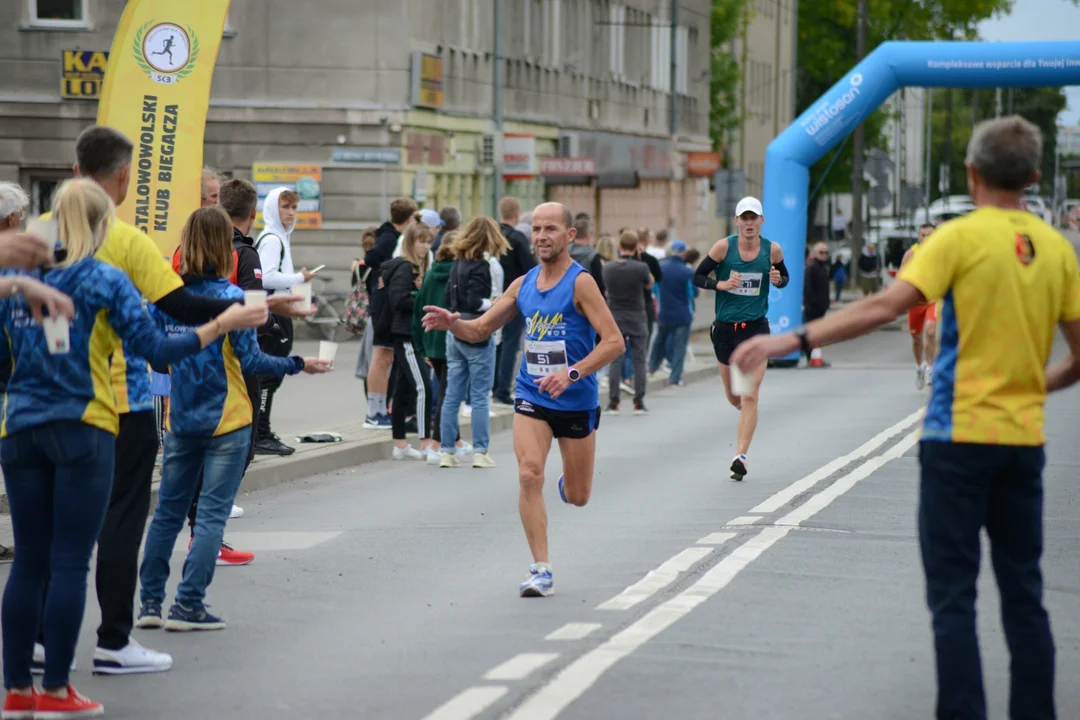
[514,398,601,439]
[710,317,771,365]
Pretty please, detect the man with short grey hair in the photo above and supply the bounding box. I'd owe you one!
[732,115,1080,718]
[0,182,29,231]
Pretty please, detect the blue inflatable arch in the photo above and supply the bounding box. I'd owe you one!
[762,40,1080,358]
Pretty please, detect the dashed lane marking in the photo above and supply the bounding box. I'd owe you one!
[595,547,715,612]
[421,686,508,720]
[484,653,561,681]
[545,623,602,641]
[695,532,736,545]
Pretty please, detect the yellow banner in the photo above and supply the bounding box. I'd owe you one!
[96,0,230,256]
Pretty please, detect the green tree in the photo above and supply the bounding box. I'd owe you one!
[710,0,748,156]
[795,0,1013,229]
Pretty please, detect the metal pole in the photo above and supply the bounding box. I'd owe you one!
[995,87,1002,117]
[492,0,504,214]
[850,0,868,261]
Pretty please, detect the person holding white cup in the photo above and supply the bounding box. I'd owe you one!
[0,180,265,718]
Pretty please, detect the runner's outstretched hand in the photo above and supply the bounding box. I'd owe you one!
[421,305,461,332]
[535,369,571,399]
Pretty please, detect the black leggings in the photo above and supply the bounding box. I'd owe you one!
[392,339,433,441]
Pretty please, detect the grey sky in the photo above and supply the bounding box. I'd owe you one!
[977,0,1080,125]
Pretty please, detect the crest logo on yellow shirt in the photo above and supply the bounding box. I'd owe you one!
[1015,233,1036,265]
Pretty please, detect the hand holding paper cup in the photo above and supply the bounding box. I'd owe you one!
[730,363,753,397]
[291,282,313,313]
[244,289,267,307]
[318,340,338,366]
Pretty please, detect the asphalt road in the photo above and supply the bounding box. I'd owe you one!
[7,328,1080,719]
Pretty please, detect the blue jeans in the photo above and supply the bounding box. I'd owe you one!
[492,312,525,402]
[140,428,250,608]
[1,422,114,690]
[441,335,496,453]
[647,324,691,384]
[918,441,1054,720]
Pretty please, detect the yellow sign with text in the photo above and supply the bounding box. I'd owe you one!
[62,50,109,99]
[96,0,230,256]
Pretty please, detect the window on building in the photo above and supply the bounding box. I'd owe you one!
[609,3,625,78]
[28,0,88,28]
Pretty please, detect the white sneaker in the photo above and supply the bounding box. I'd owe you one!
[926,365,934,386]
[455,442,474,458]
[915,364,927,390]
[472,452,497,468]
[92,638,172,675]
[462,404,473,418]
[31,642,76,675]
[425,449,440,466]
[229,504,244,519]
[439,452,462,468]
[392,445,424,461]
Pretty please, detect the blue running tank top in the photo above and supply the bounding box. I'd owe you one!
[515,263,599,412]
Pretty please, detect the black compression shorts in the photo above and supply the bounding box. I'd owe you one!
[514,398,601,439]
[710,317,771,365]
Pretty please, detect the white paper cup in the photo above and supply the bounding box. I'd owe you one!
[243,289,267,307]
[318,341,338,364]
[291,282,313,313]
[42,315,70,355]
[730,363,752,396]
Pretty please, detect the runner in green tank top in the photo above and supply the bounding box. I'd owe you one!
[692,196,790,481]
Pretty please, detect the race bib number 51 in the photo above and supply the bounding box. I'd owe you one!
[525,339,568,376]
[729,271,763,297]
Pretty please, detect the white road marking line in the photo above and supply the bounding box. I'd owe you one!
[484,653,560,681]
[750,408,923,515]
[422,686,509,720]
[695,532,736,545]
[725,515,760,526]
[595,547,715,611]
[545,623,602,641]
[507,527,792,720]
[776,429,919,527]
[505,425,919,720]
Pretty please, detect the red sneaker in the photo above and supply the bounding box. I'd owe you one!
[34,685,103,719]
[217,542,254,567]
[2,689,36,720]
[186,538,255,567]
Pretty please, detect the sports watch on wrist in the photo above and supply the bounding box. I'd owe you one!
[568,367,581,383]
[793,325,812,356]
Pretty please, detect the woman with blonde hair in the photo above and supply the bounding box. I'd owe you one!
[381,221,436,459]
[595,234,617,263]
[136,206,330,634]
[436,216,507,469]
[0,180,260,719]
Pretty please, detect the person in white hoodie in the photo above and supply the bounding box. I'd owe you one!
[254,187,316,455]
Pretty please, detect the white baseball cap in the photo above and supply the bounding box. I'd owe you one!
[735,196,763,217]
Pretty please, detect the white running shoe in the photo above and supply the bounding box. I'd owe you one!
[229,505,244,519]
[926,365,934,386]
[462,404,473,418]
[455,442,474,458]
[31,643,76,675]
[425,449,440,466]
[92,639,172,675]
[392,445,425,461]
[915,364,927,390]
[472,452,497,468]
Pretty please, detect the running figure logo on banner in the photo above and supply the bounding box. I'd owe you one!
[134,21,199,85]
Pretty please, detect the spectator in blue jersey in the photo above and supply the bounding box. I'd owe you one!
[648,240,697,385]
[0,180,264,719]
[136,207,331,633]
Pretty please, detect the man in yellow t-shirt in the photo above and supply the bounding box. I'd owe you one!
[731,116,1080,717]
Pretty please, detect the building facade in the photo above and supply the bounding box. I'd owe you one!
[1,0,713,287]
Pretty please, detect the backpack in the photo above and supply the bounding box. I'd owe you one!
[172,246,239,285]
[343,264,371,335]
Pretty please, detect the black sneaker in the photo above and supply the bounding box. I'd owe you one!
[730,455,748,481]
[604,402,620,416]
[164,603,226,632]
[633,401,649,416]
[254,434,294,456]
[135,600,164,629]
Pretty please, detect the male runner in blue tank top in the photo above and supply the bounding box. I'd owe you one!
[693,196,790,481]
[421,202,624,597]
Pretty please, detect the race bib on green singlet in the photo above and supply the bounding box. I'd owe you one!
[525,339,568,376]
[729,272,763,297]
